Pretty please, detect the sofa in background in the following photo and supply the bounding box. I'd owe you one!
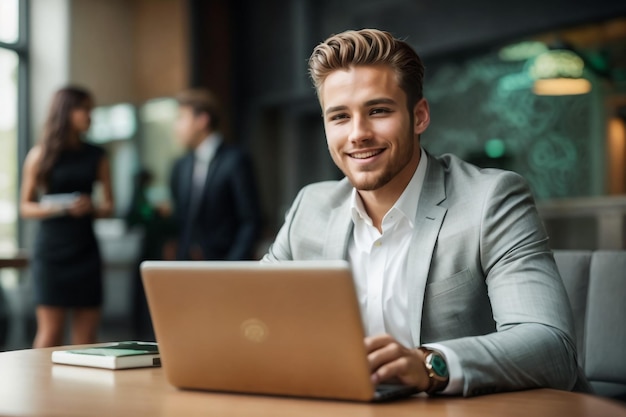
[553,250,626,401]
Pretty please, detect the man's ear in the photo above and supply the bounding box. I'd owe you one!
[196,112,211,132]
[413,99,430,135]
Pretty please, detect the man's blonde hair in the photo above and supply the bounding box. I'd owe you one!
[308,29,425,109]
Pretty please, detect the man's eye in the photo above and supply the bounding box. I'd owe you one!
[371,108,391,115]
[330,113,348,121]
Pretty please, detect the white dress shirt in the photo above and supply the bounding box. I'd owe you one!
[192,133,222,193]
[348,147,463,395]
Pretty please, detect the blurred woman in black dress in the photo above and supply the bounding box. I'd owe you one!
[20,86,114,348]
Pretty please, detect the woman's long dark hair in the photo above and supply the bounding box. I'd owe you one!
[36,85,92,189]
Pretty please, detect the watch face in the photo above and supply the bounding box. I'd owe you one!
[430,353,449,378]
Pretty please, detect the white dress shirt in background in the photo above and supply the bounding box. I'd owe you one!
[192,132,222,193]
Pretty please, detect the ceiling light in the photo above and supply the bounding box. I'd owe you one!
[499,41,548,61]
[526,50,592,96]
[532,78,592,95]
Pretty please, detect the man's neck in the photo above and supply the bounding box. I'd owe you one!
[190,130,213,151]
[357,185,406,233]
[357,149,421,232]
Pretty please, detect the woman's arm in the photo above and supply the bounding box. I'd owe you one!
[93,155,114,218]
[19,146,64,219]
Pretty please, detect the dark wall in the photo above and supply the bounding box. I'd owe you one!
[233,0,626,102]
[189,0,626,236]
[188,0,235,138]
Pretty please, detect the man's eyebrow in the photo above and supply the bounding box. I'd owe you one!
[324,105,347,116]
[365,98,397,106]
[324,98,398,116]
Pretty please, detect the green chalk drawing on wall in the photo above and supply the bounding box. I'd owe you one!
[422,47,598,200]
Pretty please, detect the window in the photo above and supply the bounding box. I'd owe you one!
[0,0,19,44]
[0,48,18,251]
[0,0,26,252]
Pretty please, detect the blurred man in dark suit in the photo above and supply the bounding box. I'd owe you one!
[168,88,262,260]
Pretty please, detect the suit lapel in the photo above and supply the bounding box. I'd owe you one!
[189,143,224,221]
[318,163,447,345]
[409,153,448,345]
[178,153,196,257]
[323,190,353,259]
[179,153,195,215]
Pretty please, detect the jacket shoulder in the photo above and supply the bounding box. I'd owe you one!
[434,153,531,194]
[298,178,352,209]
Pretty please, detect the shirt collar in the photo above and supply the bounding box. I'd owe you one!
[350,147,428,228]
[194,132,222,164]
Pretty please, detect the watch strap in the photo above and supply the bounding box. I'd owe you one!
[418,347,449,395]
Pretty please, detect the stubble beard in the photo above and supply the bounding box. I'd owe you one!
[341,134,415,192]
[332,114,417,191]
[348,166,397,191]
[336,145,414,191]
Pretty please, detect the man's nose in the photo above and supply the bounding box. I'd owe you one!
[348,115,372,143]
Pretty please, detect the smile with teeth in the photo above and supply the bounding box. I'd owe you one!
[350,149,383,159]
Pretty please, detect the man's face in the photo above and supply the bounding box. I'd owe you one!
[321,65,429,193]
[175,105,208,150]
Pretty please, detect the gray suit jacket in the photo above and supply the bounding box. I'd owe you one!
[263,152,588,396]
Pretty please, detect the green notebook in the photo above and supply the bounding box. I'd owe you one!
[51,341,161,369]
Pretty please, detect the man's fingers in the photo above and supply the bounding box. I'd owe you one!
[371,356,412,384]
[365,336,430,390]
[364,334,395,353]
[367,340,405,372]
[367,343,429,390]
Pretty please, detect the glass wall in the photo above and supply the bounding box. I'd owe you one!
[0,0,22,252]
[0,0,18,44]
[0,48,18,251]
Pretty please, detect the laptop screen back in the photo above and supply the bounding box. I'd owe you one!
[141,260,377,401]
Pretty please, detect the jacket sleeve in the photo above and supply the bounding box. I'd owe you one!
[435,172,581,396]
[261,188,307,262]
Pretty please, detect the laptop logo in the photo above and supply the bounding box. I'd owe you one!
[241,319,269,343]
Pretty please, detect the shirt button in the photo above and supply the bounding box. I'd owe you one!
[374,241,382,247]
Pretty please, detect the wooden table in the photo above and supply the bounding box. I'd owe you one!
[0,345,625,417]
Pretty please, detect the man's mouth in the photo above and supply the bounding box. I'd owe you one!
[350,149,383,159]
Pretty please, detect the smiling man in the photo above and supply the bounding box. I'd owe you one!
[262,29,589,397]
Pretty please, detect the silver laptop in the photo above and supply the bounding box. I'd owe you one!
[140,260,418,402]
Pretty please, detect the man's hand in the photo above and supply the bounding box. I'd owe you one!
[365,334,430,392]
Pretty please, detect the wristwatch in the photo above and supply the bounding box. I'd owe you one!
[418,347,449,395]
